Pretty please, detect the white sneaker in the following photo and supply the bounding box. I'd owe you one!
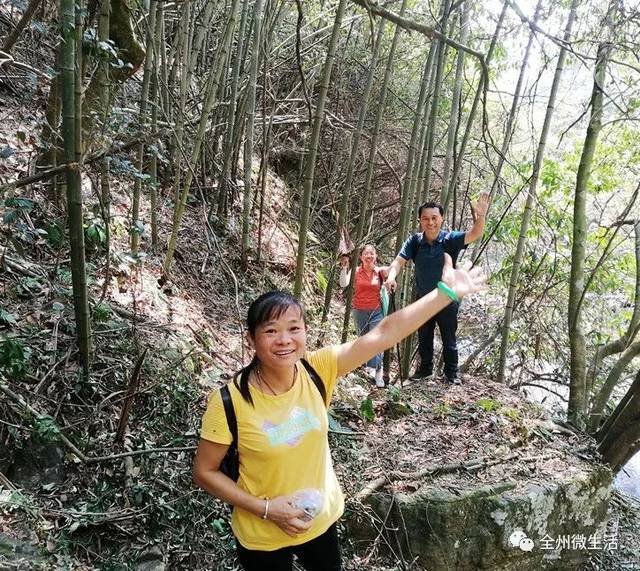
[375,369,384,388]
[365,367,376,380]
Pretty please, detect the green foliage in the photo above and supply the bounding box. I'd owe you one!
[212,518,228,535]
[327,411,354,434]
[433,401,451,419]
[131,220,145,236]
[540,158,564,195]
[110,157,150,181]
[315,269,328,293]
[85,218,107,249]
[0,307,17,325]
[359,397,375,422]
[3,197,35,224]
[5,490,39,518]
[33,415,61,441]
[92,303,112,323]
[387,385,402,402]
[385,386,413,418]
[43,220,65,247]
[0,337,30,379]
[503,408,521,422]
[14,276,44,297]
[476,398,501,412]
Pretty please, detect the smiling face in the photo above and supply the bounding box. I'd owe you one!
[419,207,444,242]
[249,306,307,372]
[360,245,377,270]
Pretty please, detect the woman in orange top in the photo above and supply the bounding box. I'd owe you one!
[339,245,388,387]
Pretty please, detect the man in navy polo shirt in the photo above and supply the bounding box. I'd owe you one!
[385,193,489,384]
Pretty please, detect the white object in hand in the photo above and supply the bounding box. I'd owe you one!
[293,488,324,521]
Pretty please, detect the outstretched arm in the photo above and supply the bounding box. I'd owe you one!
[464,192,490,245]
[336,254,486,376]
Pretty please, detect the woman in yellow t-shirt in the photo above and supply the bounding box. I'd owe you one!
[193,254,486,570]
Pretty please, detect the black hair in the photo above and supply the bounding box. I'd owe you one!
[361,244,377,254]
[417,201,444,217]
[233,291,325,405]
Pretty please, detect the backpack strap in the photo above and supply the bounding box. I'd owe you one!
[220,385,238,444]
[301,358,327,405]
[410,233,422,262]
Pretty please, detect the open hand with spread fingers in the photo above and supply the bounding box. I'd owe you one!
[473,191,490,219]
[440,253,488,300]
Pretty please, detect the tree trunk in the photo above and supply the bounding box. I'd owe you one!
[496,0,578,385]
[397,43,436,248]
[61,0,92,375]
[163,0,241,274]
[240,0,265,268]
[598,370,640,472]
[440,1,468,208]
[97,0,111,302]
[320,18,386,323]
[293,0,348,298]
[470,0,538,261]
[2,0,44,52]
[568,5,615,425]
[131,0,157,254]
[83,0,145,133]
[170,0,193,209]
[590,340,640,429]
[215,0,251,218]
[340,0,409,342]
[443,0,508,218]
[587,220,640,429]
[189,0,218,75]
[157,6,170,117]
[421,0,451,199]
[149,2,163,253]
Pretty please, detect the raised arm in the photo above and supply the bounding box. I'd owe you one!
[336,254,486,376]
[338,255,351,287]
[383,256,407,293]
[464,191,490,245]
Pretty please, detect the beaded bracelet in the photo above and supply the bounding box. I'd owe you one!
[262,498,270,520]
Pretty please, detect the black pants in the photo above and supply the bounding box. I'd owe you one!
[236,523,341,571]
[417,302,459,378]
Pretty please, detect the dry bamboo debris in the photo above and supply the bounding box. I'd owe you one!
[0,49,51,79]
[0,382,195,464]
[115,348,148,444]
[0,246,47,278]
[0,131,162,194]
[355,451,557,501]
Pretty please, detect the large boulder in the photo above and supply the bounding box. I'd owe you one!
[341,377,616,570]
[348,464,612,570]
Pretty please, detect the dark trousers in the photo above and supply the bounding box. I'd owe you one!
[417,302,459,379]
[236,523,341,571]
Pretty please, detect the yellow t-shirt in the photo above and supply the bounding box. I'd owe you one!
[200,345,344,551]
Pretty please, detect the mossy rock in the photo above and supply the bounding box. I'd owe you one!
[347,465,612,570]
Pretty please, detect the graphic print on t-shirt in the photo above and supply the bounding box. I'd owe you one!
[263,406,321,447]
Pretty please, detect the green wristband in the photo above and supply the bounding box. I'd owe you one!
[437,281,459,303]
